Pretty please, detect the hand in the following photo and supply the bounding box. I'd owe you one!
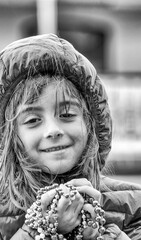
[56,184,84,234]
[40,183,84,234]
[66,178,103,240]
[103,224,131,240]
[25,180,104,239]
[66,178,101,202]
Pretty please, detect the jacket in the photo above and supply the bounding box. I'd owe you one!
[0,34,140,239]
[1,176,141,240]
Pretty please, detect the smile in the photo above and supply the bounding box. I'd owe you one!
[41,145,70,153]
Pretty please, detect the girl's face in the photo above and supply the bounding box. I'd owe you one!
[17,80,88,174]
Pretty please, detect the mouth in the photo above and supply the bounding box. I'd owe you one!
[41,145,70,153]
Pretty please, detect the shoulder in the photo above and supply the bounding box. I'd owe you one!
[101,176,141,209]
[100,175,141,191]
[100,176,141,239]
[0,202,25,240]
[100,175,141,215]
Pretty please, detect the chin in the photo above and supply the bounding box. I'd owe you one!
[52,167,72,175]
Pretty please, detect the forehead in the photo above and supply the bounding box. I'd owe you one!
[7,75,89,122]
[22,76,82,105]
[35,80,83,109]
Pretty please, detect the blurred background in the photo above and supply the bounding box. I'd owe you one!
[0,0,141,184]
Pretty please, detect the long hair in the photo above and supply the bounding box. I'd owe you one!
[0,74,100,211]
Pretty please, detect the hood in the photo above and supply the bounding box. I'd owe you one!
[0,33,112,169]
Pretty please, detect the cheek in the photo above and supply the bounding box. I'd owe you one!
[18,128,37,151]
[19,135,31,152]
[73,121,88,144]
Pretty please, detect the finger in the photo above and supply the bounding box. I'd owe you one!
[83,203,96,219]
[69,191,84,215]
[66,179,101,205]
[40,188,56,211]
[66,178,92,187]
[76,185,101,202]
[57,194,74,213]
[57,183,79,210]
[83,226,99,240]
[57,191,82,233]
[104,223,121,239]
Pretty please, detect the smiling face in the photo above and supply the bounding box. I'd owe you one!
[16,77,88,175]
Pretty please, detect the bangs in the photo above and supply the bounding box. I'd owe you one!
[55,79,92,136]
[5,75,49,121]
[55,78,86,114]
[5,75,91,134]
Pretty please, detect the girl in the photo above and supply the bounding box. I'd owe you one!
[0,34,141,240]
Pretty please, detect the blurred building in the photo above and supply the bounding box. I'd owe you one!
[0,0,141,72]
[0,0,141,182]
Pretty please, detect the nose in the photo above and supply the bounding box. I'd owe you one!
[43,120,64,139]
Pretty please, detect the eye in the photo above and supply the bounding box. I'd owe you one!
[59,104,80,120]
[59,112,77,122]
[60,113,76,118]
[23,117,42,127]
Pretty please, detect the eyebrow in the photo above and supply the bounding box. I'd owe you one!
[58,100,81,108]
[18,100,81,116]
[18,106,43,117]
